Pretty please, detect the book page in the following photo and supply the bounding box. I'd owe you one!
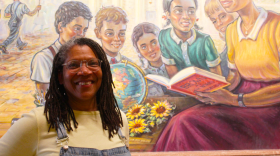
[169,67,195,85]
[145,74,170,87]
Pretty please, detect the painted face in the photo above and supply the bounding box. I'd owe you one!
[209,8,235,33]
[219,0,251,13]
[59,45,102,102]
[60,16,89,44]
[167,0,197,33]
[97,21,127,57]
[137,33,161,63]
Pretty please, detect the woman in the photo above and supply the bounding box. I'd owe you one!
[153,0,280,151]
[0,38,130,156]
[160,0,222,78]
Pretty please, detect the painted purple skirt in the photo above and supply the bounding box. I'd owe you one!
[152,79,280,151]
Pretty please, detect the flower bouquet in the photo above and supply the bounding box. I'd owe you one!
[126,100,176,137]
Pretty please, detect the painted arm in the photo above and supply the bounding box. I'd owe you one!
[165,64,178,78]
[195,68,280,107]
[27,5,41,16]
[35,82,49,104]
[209,64,222,76]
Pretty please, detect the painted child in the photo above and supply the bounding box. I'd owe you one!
[161,0,222,78]
[132,22,167,97]
[204,0,237,77]
[94,6,132,64]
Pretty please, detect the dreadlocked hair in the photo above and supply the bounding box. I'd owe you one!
[44,37,123,139]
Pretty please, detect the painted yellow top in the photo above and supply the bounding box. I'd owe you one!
[227,8,280,81]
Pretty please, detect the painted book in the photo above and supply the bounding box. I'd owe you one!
[145,67,230,96]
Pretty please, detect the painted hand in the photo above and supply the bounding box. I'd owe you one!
[195,89,238,106]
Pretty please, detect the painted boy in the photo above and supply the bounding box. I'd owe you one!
[94,6,132,64]
[204,0,237,77]
[0,0,41,53]
[30,1,93,103]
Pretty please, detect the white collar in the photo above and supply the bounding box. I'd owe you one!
[170,28,196,45]
[237,7,268,42]
[106,52,122,62]
[147,63,165,71]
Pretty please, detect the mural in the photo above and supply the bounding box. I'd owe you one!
[0,0,280,152]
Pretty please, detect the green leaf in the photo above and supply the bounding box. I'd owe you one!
[130,133,135,137]
[156,118,162,125]
[144,128,151,133]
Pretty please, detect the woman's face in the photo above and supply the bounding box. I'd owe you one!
[219,0,251,13]
[59,45,103,102]
[137,33,161,63]
[167,0,197,33]
[209,8,235,34]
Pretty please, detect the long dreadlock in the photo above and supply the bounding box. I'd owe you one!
[44,37,123,139]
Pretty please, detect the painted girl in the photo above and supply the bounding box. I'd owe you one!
[161,0,222,78]
[132,22,182,97]
[153,0,280,151]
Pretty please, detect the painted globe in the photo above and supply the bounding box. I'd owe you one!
[110,61,148,111]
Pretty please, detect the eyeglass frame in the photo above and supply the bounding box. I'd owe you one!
[62,58,103,73]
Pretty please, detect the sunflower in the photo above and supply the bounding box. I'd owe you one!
[149,121,155,127]
[150,100,172,118]
[129,119,148,134]
[126,104,145,119]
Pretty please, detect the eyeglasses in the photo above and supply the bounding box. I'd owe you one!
[62,58,102,73]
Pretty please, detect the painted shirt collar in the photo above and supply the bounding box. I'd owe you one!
[237,7,268,42]
[147,63,165,72]
[170,28,196,45]
[54,39,62,53]
[106,52,122,62]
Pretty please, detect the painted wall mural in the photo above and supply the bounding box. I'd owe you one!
[0,0,280,152]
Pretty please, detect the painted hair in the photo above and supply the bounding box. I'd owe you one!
[95,6,129,32]
[131,22,160,53]
[163,0,202,30]
[54,1,93,34]
[44,37,123,139]
[204,0,223,17]
[131,22,160,68]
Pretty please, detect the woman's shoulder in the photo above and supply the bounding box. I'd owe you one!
[23,107,47,124]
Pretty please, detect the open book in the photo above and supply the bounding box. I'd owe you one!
[145,67,230,96]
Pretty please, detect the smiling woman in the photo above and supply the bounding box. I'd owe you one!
[0,38,131,156]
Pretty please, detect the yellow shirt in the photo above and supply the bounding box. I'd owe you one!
[226,8,280,81]
[0,107,129,156]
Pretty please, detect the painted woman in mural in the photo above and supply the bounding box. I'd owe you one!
[94,6,132,64]
[30,1,93,105]
[153,0,280,151]
[205,0,237,77]
[160,0,222,78]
